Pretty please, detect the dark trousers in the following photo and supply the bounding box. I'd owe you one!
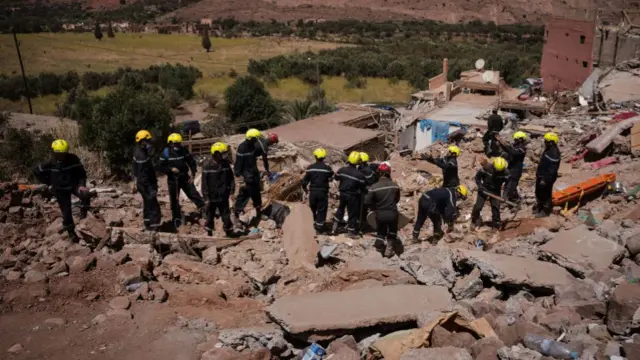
[471,191,501,226]
[309,190,329,231]
[376,210,398,242]
[334,193,361,234]
[535,177,555,215]
[503,171,522,202]
[413,195,443,237]
[56,187,90,233]
[205,200,233,235]
[138,183,161,230]
[483,132,500,157]
[234,182,262,214]
[168,177,205,222]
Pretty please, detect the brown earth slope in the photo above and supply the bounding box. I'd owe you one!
[165,0,628,24]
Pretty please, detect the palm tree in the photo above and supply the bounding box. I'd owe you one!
[281,99,319,123]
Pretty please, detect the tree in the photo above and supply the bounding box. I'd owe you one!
[201,28,212,52]
[94,23,103,41]
[107,22,115,38]
[224,76,277,129]
[158,64,202,100]
[79,73,172,176]
[281,99,318,123]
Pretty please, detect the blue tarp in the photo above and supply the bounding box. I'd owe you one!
[418,119,467,143]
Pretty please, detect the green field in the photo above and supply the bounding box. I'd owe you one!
[0,33,413,115]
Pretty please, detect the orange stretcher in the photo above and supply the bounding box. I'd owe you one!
[552,173,616,206]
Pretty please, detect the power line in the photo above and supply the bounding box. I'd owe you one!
[28,33,251,69]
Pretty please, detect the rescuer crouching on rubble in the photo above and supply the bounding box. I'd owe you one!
[202,142,235,237]
[364,162,401,258]
[411,184,468,244]
[34,139,91,242]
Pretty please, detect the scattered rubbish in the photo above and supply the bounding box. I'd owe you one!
[577,208,604,228]
[610,181,626,194]
[125,282,144,292]
[475,239,485,250]
[302,343,325,360]
[319,244,338,260]
[626,184,640,200]
[523,334,579,359]
[590,156,618,170]
[552,174,616,206]
[268,172,283,184]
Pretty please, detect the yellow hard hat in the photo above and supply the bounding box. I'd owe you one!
[246,128,261,140]
[348,151,361,165]
[135,130,152,143]
[359,152,370,162]
[448,145,461,156]
[513,131,528,140]
[456,184,468,199]
[544,132,559,144]
[210,142,229,154]
[493,157,508,171]
[167,133,183,144]
[51,139,69,153]
[313,148,327,159]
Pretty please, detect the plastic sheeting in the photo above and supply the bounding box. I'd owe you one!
[418,119,466,143]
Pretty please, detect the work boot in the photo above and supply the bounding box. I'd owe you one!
[470,218,481,231]
[79,209,88,220]
[207,230,213,237]
[67,230,79,243]
[535,211,550,218]
[408,233,420,245]
[491,221,501,230]
[173,218,182,229]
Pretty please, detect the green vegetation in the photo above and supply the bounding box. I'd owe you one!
[224,76,278,130]
[0,112,54,181]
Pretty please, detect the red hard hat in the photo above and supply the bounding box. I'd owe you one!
[268,133,279,144]
[377,162,391,173]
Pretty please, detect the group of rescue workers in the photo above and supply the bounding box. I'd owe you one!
[34,111,561,259]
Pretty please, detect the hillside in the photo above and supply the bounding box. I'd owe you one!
[165,0,627,24]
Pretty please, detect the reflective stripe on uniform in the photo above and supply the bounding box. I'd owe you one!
[544,154,559,162]
[338,173,365,183]
[370,185,399,192]
[236,152,254,157]
[133,157,149,164]
[307,168,332,173]
[446,188,455,208]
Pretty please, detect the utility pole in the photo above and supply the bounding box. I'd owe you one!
[12,27,33,114]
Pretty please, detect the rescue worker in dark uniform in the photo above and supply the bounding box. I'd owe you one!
[255,132,279,178]
[471,157,509,229]
[534,132,561,218]
[358,152,378,186]
[364,163,401,258]
[483,109,505,157]
[201,142,235,237]
[233,129,265,222]
[332,151,367,237]
[159,133,205,228]
[302,148,334,233]
[34,139,90,242]
[411,185,468,244]
[132,130,161,231]
[422,145,460,188]
[497,131,528,203]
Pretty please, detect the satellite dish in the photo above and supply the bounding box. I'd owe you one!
[482,71,494,83]
[475,59,485,70]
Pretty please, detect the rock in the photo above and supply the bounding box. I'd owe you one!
[496,320,553,347]
[497,345,542,360]
[4,270,21,281]
[45,218,63,237]
[242,261,278,290]
[281,204,319,270]
[539,225,626,277]
[7,343,23,354]
[161,253,221,284]
[475,287,502,302]
[267,285,452,340]
[622,341,640,359]
[64,243,91,258]
[626,232,640,257]
[327,335,358,355]
[117,264,144,286]
[92,314,108,325]
[103,209,124,227]
[109,296,131,310]
[153,288,168,303]
[47,261,68,277]
[607,281,640,335]
[537,308,582,334]
[587,323,611,342]
[598,219,623,243]
[200,348,271,360]
[85,292,100,301]
[23,269,47,284]
[454,250,574,291]
[525,228,554,245]
[452,267,484,299]
[400,246,456,288]
[116,244,161,269]
[0,248,16,268]
[217,327,293,356]
[605,341,621,357]
[106,308,133,320]
[111,250,130,265]
[471,337,506,360]
[44,318,66,326]
[78,215,107,239]
[400,347,473,360]
[430,326,476,349]
[554,280,607,320]
[177,317,218,332]
[68,255,97,274]
[202,246,218,265]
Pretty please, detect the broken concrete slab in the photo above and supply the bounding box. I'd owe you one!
[281,203,319,271]
[400,347,473,360]
[452,267,484,300]
[607,281,640,335]
[400,246,456,288]
[453,250,575,291]
[539,225,625,277]
[267,285,452,340]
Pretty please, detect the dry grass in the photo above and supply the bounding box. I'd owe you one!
[50,121,106,179]
[0,33,343,76]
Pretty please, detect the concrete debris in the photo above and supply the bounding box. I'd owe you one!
[400,246,456,288]
[176,316,218,332]
[267,285,452,340]
[7,343,24,354]
[400,347,473,360]
[281,203,319,271]
[554,280,607,320]
[453,250,574,291]
[452,267,484,300]
[200,347,271,360]
[217,327,294,357]
[471,337,506,360]
[539,225,626,276]
[202,246,218,265]
[109,296,131,310]
[497,345,542,360]
[607,281,640,335]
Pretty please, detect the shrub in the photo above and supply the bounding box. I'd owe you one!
[224,76,277,130]
[158,64,202,100]
[0,124,54,182]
